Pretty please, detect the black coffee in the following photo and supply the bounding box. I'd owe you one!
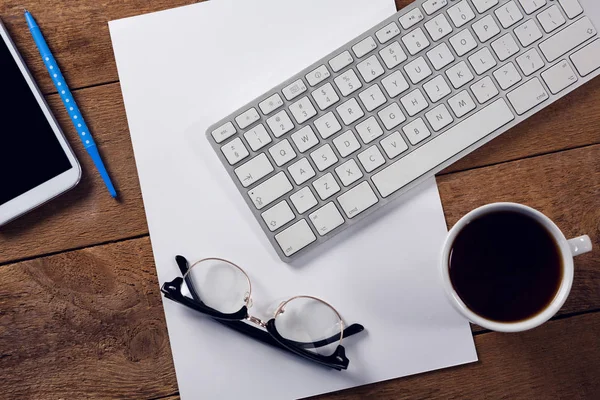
[449,211,563,323]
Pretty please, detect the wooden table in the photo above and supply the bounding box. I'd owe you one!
[0,1,598,398]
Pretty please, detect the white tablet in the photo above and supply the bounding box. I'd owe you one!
[0,20,81,226]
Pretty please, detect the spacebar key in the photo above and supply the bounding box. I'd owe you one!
[372,99,514,198]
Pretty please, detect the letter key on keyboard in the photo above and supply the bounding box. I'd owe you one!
[206,0,600,261]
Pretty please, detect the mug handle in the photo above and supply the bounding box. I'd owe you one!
[568,235,593,257]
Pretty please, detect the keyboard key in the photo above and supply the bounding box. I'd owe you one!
[469,48,497,75]
[405,57,433,84]
[329,51,354,72]
[306,65,331,87]
[516,48,545,76]
[310,144,338,171]
[290,187,318,214]
[289,96,317,124]
[335,159,363,186]
[356,117,384,144]
[558,0,583,19]
[570,40,600,76]
[423,75,452,102]
[403,118,431,145]
[402,28,430,55]
[376,22,401,44]
[447,1,475,28]
[381,70,410,97]
[507,78,549,114]
[314,112,342,139]
[449,29,477,56]
[472,15,501,42]
[494,62,523,90]
[446,61,474,88]
[234,153,274,188]
[379,41,407,69]
[275,219,316,257]
[311,83,340,111]
[495,1,524,28]
[261,201,295,232]
[259,94,284,115]
[358,146,386,172]
[357,55,385,83]
[426,43,455,70]
[425,14,453,41]
[423,0,448,15]
[541,60,578,94]
[518,0,545,14]
[399,8,424,30]
[378,103,406,130]
[491,33,520,61]
[282,79,307,101]
[471,0,498,13]
[244,124,272,151]
[471,76,500,103]
[333,130,361,157]
[235,108,260,129]
[211,121,236,143]
[312,173,341,200]
[539,17,597,62]
[372,99,514,198]
[221,137,249,165]
[400,89,429,116]
[448,90,476,117]
[380,131,409,158]
[309,202,344,236]
[337,181,379,219]
[288,157,316,185]
[537,5,566,33]
[248,171,293,210]
[515,19,543,46]
[336,98,365,125]
[291,126,319,153]
[358,84,387,112]
[266,110,294,138]
[334,69,362,96]
[269,139,297,166]
[352,36,377,58]
[425,104,454,131]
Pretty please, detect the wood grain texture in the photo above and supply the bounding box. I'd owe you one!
[0,0,202,94]
[1,236,598,400]
[0,237,177,400]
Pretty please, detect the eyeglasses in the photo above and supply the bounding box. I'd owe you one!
[161,255,365,370]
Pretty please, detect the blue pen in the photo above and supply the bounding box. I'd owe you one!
[25,11,117,198]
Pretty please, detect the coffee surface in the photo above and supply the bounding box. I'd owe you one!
[449,211,563,323]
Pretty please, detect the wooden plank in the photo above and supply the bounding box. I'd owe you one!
[0,0,201,94]
[0,237,177,400]
[438,144,600,318]
[0,236,598,398]
[315,312,600,400]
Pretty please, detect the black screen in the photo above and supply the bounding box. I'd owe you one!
[0,36,72,206]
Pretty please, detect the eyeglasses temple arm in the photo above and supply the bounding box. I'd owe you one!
[284,323,365,349]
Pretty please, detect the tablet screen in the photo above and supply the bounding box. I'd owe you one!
[0,36,72,206]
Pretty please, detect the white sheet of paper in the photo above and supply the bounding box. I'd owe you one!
[109,0,477,398]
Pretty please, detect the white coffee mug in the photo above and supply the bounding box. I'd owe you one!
[440,203,593,333]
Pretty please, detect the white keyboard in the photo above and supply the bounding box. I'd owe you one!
[207,0,600,262]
